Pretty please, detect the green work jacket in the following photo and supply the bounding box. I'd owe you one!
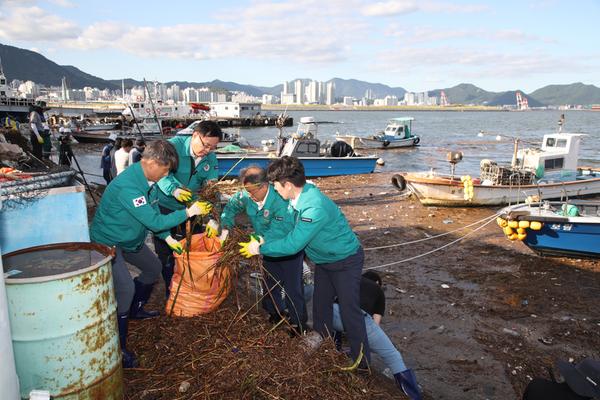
[220,184,295,240]
[156,135,218,211]
[90,162,188,252]
[260,183,360,264]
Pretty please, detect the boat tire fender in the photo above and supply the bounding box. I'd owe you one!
[413,137,420,145]
[391,174,406,191]
[383,140,390,147]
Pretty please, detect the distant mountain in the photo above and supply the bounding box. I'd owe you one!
[429,83,543,107]
[3,43,598,105]
[529,83,600,106]
[0,43,118,90]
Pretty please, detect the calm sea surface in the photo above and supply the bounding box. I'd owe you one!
[74,110,600,184]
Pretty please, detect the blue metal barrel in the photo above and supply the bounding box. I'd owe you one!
[2,242,123,399]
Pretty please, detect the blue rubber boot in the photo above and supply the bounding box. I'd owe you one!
[129,278,160,319]
[117,313,139,368]
[394,369,422,400]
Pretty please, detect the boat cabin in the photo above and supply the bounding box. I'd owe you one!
[382,117,414,139]
[280,117,321,157]
[517,133,584,177]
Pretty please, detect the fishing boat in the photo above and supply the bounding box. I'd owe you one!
[0,61,35,123]
[217,117,380,177]
[335,117,420,149]
[497,200,600,258]
[82,122,119,132]
[393,117,600,206]
[175,120,242,147]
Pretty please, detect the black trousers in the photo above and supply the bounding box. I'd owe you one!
[523,378,591,400]
[262,251,306,327]
[29,132,43,160]
[102,168,112,185]
[313,247,370,363]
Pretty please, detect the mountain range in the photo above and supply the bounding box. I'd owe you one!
[2,42,600,106]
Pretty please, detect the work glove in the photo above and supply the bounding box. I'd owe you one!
[238,234,264,258]
[218,229,229,244]
[205,219,219,238]
[186,200,212,218]
[173,187,192,203]
[165,235,183,255]
[36,135,44,144]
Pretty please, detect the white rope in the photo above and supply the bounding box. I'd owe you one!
[363,212,500,251]
[364,213,499,271]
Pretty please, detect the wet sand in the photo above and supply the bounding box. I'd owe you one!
[314,172,600,399]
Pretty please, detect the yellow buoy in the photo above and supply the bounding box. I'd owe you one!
[530,221,543,231]
[508,233,518,241]
[518,220,530,229]
[508,220,519,228]
[517,233,527,241]
[517,228,527,234]
[496,217,508,227]
[503,226,514,236]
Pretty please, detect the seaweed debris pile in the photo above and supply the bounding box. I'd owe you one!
[125,274,399,399]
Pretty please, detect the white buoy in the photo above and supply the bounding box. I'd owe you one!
[0,246,20,400]
[376,158,385,166]
[495,135,502,141]
[477,131,484,137]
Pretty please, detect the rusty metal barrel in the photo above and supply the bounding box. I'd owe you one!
[2,242,123,399]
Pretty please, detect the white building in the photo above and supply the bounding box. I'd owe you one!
[383,95,399,106]
[182,87,198,103]
[306,80,319,104]
[294,79,304,104]
[262,94,274,104]
[169,84,181,102]
[280,93,295,104]
[209,102,261,118]
[282,81,291,95]
[325,81,335,105]
[343,96,354,106]
[18,80,40,98]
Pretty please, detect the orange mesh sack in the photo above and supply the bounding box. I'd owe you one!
[166,233,231,316]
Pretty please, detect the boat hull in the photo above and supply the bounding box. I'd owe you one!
[217,155,378,178]
[336,136,418,149]
[401,172,600,207]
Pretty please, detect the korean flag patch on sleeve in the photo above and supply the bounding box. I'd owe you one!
[133,196,147,207]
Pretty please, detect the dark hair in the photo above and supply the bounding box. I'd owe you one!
[135,138,146,146]
[114,137,123,150]
[362,271,382,286]
[121,139,134,148]
[194,120,223,141]
[142,140,179,171]
[240,165,267,186]
[266,156,306,187]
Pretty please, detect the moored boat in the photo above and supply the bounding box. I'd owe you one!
[217,116,379,178]
[497,200,600,258]
[393,117,600,206]
[335,117,420,149]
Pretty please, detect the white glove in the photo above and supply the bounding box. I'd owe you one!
[205,219,219,238]
[218,229,229,243]
[173,187,192,203]
[165,235,183,255]
[186,200,212,218]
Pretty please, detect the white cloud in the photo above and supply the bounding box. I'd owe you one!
[361,1,419,17]
[47,0,76,7]
[0,5,80,41]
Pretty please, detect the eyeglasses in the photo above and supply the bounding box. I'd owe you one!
[199,136,218,151]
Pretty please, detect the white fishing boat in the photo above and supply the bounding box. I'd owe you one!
[393,117,600,206]
[335,117,420,149]
[82,122,119,132]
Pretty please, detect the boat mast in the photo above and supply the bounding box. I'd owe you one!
[143,78,164,138]
[511,138,520,168]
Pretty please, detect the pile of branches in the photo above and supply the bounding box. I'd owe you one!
[127,278,398,400]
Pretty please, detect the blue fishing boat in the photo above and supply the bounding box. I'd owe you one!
[335,117,420,149]
[498,200,600,259]
[216,117,380,177]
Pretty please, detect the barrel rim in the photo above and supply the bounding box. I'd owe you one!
[2,242,115,284]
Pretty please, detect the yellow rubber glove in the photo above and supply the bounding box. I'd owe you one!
[172,187,192,203]
[238,235,264,258]
[186,201,212,218]
[205,219,219,238]
[165,235,183,255]
[36,134,44,144]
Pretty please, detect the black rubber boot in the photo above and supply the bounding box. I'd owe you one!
[162,258,174,299]
[117,313,138,368]
[394,369,422,400]
[129,278,160,319]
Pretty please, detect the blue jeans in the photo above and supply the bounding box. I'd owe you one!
[332,303,407,374]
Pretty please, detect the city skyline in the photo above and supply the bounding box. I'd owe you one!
[0,0,598,93]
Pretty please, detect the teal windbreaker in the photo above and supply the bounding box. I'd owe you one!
[90,162,188,251]
[260,183,360,264]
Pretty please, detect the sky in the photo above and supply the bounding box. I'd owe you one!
[0,0,598,92]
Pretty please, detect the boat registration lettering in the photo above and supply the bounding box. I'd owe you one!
[550,224,561,230]
[562,224,573,231]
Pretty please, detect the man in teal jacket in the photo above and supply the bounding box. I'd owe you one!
[239,156,370,364]
[221,166,306,334]
[153,120,222,297]
[90,140,212,368]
